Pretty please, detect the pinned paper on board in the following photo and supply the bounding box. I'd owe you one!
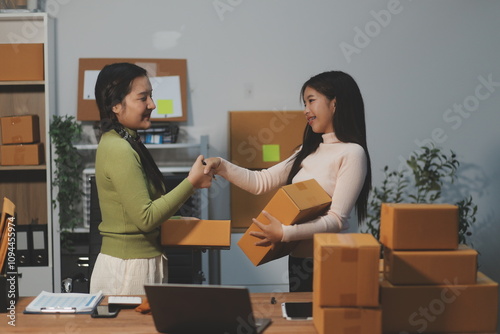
[82,72,183,119]
[150,75,182,118]
[262,144,280,162]
[78,58,187,121]
[83,70,100,100]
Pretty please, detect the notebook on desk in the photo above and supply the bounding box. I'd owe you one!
[144,284,272,334]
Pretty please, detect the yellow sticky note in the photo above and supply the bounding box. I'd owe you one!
[157,99,174,114]
[262,144,280,162]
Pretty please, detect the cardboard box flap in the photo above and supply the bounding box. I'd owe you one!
[383,203,457,210]
[333,233,381,249]
[283,179,331,210]
[259,190,300,225]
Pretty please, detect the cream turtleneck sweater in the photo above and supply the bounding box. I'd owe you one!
[217,132,368,258]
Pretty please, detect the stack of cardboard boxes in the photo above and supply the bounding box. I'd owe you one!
[0,115,44,166]
[313,233,382,334]
[379,203,498,333]
[229,111,305,229]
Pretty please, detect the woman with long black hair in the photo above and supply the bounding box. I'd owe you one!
[204,71,371,292]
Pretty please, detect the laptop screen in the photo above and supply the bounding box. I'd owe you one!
[144,284,271,334]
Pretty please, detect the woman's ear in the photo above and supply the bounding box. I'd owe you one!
[330,98,337,112]
[112,103,122,115]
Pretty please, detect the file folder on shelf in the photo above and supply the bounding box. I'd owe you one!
[16,224,48,267]
[15,225,30,266]
[30,224,48,266]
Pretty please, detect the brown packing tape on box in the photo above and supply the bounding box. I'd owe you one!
[237,179,331,266]
[383,244,478,285]
[161,219,230,248]
[313,293,382,334]
[0,115,40,145]
[380,271,499,333]
[379,203,459,250]
[313,233,380,307]
[0,143,44,166]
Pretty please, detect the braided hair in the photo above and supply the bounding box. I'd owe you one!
[94,62,166,194]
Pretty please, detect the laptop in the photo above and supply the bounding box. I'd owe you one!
[145,284,272,334]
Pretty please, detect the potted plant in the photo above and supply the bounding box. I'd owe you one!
[363,144,477,245]
[49,115,83,250]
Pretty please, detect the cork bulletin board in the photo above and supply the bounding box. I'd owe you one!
[77,58,188,122]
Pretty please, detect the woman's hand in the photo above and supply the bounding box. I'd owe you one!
[250,210,284,247]
[203,157,221,176]
[187,155,214,189]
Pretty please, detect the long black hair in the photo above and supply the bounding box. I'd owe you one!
[286,71,371,224]
[94,62,167,195]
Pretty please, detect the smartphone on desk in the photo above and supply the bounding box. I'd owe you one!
[281,302,312,320]
[91,305,120,318]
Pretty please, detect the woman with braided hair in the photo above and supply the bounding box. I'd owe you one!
[89,62,213,295]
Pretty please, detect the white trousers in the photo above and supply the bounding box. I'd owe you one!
[89,253,167,295]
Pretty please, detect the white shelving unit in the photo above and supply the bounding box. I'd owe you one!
[0,12,56,296]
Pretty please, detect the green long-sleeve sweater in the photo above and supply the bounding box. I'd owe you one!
[95,129,194,259]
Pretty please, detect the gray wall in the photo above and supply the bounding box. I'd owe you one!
[52,0,499,329]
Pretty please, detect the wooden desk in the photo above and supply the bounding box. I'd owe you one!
[0,292,317,333]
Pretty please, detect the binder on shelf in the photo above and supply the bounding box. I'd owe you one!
[16,224,48,267]
[15,225,31,266]
[30,224,48,266]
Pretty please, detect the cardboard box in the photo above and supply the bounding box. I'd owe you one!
[161,219,230,248]
[0,44,44,81]
[379,203,458,250]
[313,303,382,334]
[313,233,380,307]
[237,179,331,266]
[384,244,478,285]
[229,111,305,169]
[0,143,44,165]
[380,272,499,333]
[1,115,40,144]
[230,184,277,229]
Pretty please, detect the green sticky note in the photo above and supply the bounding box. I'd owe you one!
[262,144,280,162]
[157,99,174,114]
